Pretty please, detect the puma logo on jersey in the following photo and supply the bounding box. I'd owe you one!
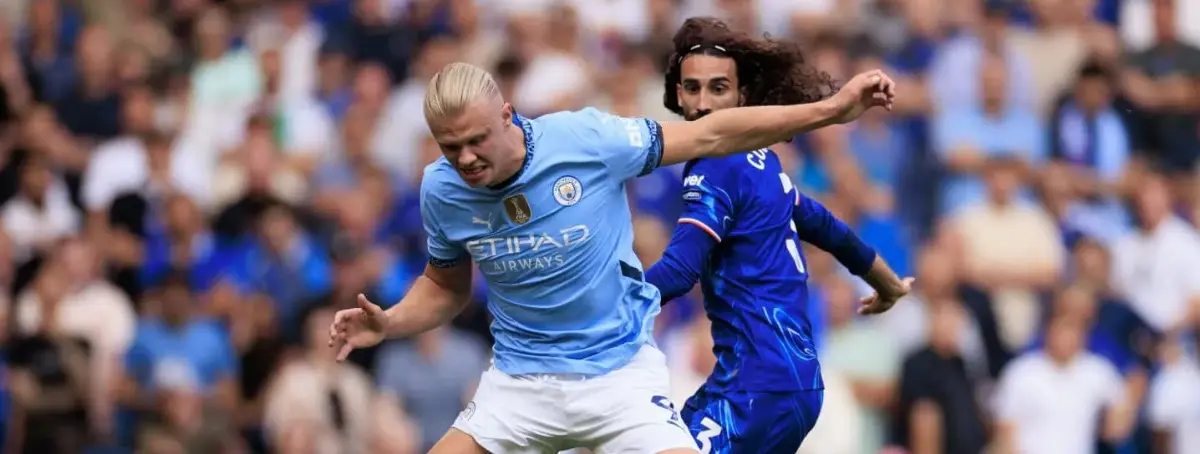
[472,213,495,231]
[683,174,706,187]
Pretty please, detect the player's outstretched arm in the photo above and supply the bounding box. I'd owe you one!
[658,70,895,166]
[380,261,474,337]
[329,261,473,360]
[792,192,876,275]
[788,190,911,315]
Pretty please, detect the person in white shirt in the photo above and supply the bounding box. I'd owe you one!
[1147,334,1200,454]
[993,314,1136,454]
[1110,173,1200,333]
[0,152,79,263]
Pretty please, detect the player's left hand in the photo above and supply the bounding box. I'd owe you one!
[829,69,897,124]
[858,277,914,315]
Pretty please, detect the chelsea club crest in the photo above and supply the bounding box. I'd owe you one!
[553,176,583,206]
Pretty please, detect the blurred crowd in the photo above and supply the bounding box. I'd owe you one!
[0,0,1198,453]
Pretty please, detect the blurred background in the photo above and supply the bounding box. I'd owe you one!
[0,0,1198,453]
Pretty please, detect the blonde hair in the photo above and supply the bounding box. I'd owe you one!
[423,62,501,123]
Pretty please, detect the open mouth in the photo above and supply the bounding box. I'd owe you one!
[461,167,486,178]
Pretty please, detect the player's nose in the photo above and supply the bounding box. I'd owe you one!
[457,149,480,167]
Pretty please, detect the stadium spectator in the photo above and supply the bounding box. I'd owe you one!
[948,155,1063,349]
[934,53,1045,215]
[877,245,988,375]
[262,305,415,454]
[1009,0,1093,117]
[236,47,336,179]
[893,299,989,454]
[820,275,899,454]
[1043,61,1134,245]
[929,3,1034,113]
[11,238,134,437]
[796,367,862,454]
[189,6,262,126]
[1110,172,1200,333]
[1,151,79,262]
[226,203,332,343]
[993,314,1136,454]
[19,0,76,105]
[323,0,417,82]
[373,37,457,181]
[1147,331,1200,454]
[1121,0,1200,172]
[7,241,100,453]
[375,326,486,453]
[119,272,240,452]
[0,1,1197,452]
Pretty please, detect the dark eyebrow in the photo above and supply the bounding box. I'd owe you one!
[438,131,489,149]
[682,76,731,84]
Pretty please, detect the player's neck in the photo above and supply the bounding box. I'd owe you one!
[494,121,529,184]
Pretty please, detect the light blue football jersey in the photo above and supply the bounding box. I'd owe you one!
[419,108,665,376]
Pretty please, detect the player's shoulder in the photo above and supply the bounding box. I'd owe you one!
[538,107,612,126]
[420,157,466,203]
[537,107,649,139]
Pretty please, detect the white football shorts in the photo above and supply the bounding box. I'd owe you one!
[452,344,700,453]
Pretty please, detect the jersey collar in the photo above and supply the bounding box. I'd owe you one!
[487,111,536,191]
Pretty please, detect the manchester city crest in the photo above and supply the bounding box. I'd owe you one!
[553,176,583,206]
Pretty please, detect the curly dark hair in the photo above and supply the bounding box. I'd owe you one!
[663,17,836,116]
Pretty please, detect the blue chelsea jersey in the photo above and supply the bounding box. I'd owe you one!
[680,149,823,392]
[419,108,665,376]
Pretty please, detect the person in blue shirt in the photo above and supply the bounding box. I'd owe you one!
[647,18,914,454]
[328,55,897,454]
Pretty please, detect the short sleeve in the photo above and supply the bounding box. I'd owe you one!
[570,108,664,180]
[676,159,738,243]
[419,176,465,268]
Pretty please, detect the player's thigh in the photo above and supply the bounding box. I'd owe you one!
[582,347,699,454]
[452,368,566,454]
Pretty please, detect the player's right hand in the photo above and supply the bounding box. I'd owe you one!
[329,293,389,361]
[828,69,896,124]
[858,276,914,315]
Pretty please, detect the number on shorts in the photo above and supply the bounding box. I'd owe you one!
[696,417,723,454]
[651,396,686,430]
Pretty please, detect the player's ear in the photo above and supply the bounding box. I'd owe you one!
[738,86,748,106]
[501,102,514,127]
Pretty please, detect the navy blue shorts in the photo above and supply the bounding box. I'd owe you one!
[680,387,824,454]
